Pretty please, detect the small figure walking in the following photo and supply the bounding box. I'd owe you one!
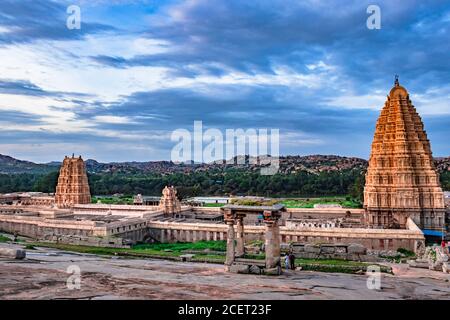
[284,253,290,270]
[13,231,18,243]
[289,252,296,270]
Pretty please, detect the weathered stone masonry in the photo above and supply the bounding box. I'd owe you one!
[55,155,91,208]
[364,78,445,230]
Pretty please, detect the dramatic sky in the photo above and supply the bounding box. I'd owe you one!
[0,0,449,163]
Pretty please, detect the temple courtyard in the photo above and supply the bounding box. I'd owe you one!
[0,243,449,300]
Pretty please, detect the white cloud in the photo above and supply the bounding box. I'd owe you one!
[324,88,450,115]
[324,93,386,111]
[93,115,135,124]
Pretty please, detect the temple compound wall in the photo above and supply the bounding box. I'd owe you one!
[0,205,424,252]
[145,217,424,252]
[0,213,152,242]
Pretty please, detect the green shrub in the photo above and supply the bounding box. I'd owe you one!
[397,248,415,257]
[0,235,11,243]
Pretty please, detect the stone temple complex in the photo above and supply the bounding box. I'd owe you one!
[364,78,446,232]
[55,155,91,208]
[0,80,448,265]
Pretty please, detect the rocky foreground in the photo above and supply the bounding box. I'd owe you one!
[0,244,449,300]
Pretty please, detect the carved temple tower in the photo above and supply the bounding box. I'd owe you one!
[55,155,91,208]
[159,186,181,215]
[364,77,445,230]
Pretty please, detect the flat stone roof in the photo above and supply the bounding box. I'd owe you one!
[222,204,285,211]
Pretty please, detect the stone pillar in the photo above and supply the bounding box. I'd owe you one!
[264,211,281,271]
[186,230,192,242]
[225,221,236,266]
[235,216,245,257]
[264,221,280,269]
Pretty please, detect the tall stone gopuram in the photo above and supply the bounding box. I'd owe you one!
[55,155,91,208]
[364,77,445,230]
[159,186,181,215]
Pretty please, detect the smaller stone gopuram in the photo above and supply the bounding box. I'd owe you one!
[159,186,181,215]
[55,155,91,208]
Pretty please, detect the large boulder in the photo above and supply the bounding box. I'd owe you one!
[0,248,26,260]
[347,244,367,255]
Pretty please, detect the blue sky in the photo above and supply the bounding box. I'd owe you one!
[0,0,448,163]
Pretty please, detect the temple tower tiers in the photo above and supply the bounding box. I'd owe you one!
[55,155,91,208]
[159,186,181,215]
[364,78,445,230]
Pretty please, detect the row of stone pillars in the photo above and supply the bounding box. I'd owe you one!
[223,208,282,270]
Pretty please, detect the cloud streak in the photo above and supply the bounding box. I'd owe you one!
[0,0,449,162]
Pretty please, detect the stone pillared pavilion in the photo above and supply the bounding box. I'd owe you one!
[55,155,91,208]
[364,77,445,231]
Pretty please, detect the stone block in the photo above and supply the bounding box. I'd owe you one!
[0,248,26,259]
[291,244,305,252]
[180,254,195,262]
[228,264,249,274]
[335,246,347,254]
[442,262,449,274]
[361,255,381,263]
[334,253,348,260]
[321,246,335,254]
[305,244,320,253]
[264,266,282,276]
[348,244,367,255]
[429,262,443,271]
[249,265,261,275]
[347,254,362,261]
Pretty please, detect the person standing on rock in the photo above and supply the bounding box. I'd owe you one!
[289,252,296,270]
[284,253,290,270]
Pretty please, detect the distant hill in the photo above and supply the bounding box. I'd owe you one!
[0,154,57,174]
[0,153,449,175]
